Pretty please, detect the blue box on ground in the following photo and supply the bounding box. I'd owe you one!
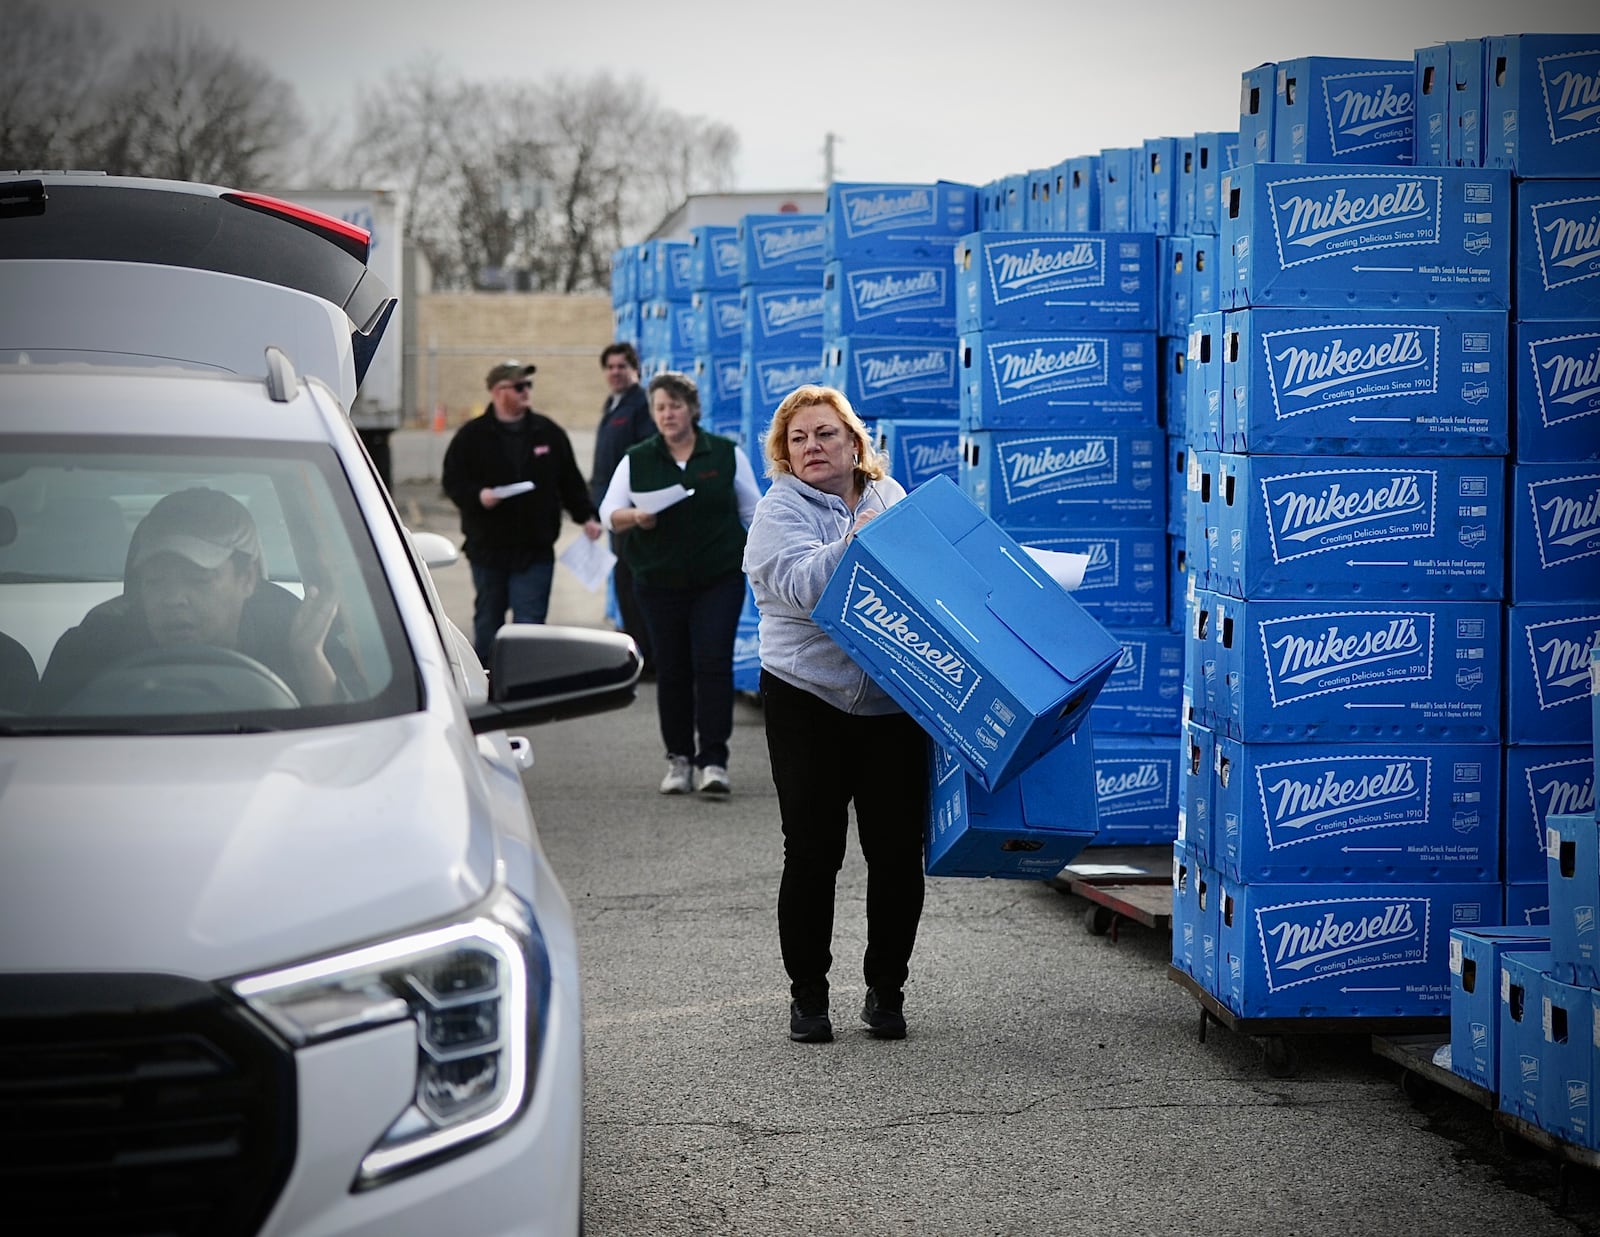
[876,419,960,491]
[823,260,956,339]
[1013,527,1167,628]
[1414,44,1451,166]
[1499,951,1553,1123]
[1449,926,1551,1092]
[823,336,961,420]
[691,291,745,354]
[1181,721,1216,864]
[926,728,1098,879]
[737,214,826,286]
[824,181,977,262]
[1220,306,1510,455]
[1514,322,1600,462]
[955,232,1158,333]
[1216,876,1497,1019]
[1239,64,1277,165]
[1447,39,1488,169]
[961,426,1163,529]
[637,240,693,302]
[1066,155,1101,231]
[1514,180,1600,321]
[1221,163,1512,310]
[1214,596,1503,743]
[1089,627,1185,735]
[1211,453,1506,601]
[1543,975,1597,1148]
[1098,148,1136,231]
[1484,34,1600,178]
[740,352,826,450]
[740,284,824,352]
[813,475,1125,793]
[690,225,741,292]
[958,330,1158,430]
[1505,745,1595,885]
[1505,603,1600,745]
[1273,57,1416,166]
[1509,463,1600,603]
[1092,734,1181,844]
[1546,811,1600,987]
[640,300,698,358]
[1171,847,1216,981]
[1213,737,1501,883]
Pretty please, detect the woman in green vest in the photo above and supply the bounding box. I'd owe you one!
[599,371,762,795]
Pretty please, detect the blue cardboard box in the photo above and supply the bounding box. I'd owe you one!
[1509,463,1600,603]
[1447,39,1488,169]
[1484,34,1600,178]
[637,239,693,302]
[1546,811,1600,987]
[823,260,956,339]
[1181,721,1216,863]
[955,232,1158,333]
[1185,453,1219,593]
[1214,596,1503,743]
[1505,603,1600,744]
[1186,588,1222,731]
[961,426,1163,529]
[691,291,745,355]
[1177,137,1198,233]
[1159,236,1193,337]
[694,354,745,436]
[1190,235,1220,323]
[1066,155,1102,232]
[1163,355,1188,455]
[1274,57,1416,166]
[1594,645,1600,777]
[1514,179,1600,320]
[1514,322,1600,462]
[958,330,1158,430]
[1097,148,1136,231]
[813,475,1125,792]
[1141,137,1181,235]
[1168,535,1190,639]
[993,174,1028,232]
[690,225,741,292]
[640,299,698,358]
[740,284,824,352]
[740,351,826,450]
[732,607,761,695]
[1047,162,1072,231]
[1221,163,1512,310]
[1542,974,1597,1147]
[1210,454,1506,601]
[1191,131,1240,234]
[1171,846,1209,979]
[1025,167,1057,232]
[1449,926,1551,1091]
[876,419,960,491]
[611,244,639,306]
[1499,951,1553,1123]
[1217,876,1498,1019]
[926,728,1098,879]
[1220,307,1510,455]
[1014,527,1167,628]
[1238,64,1277,166]
[1213,737,1500,882]
[1092,734,1182,845]
[737,214,826,286]
[1090,626,1186,735]
[1186,312,1225,451]
[823,336,961,420]
[1505,746,1596,885]
[1414,44,1452,166]
[613,300,640,347]
[824,181,977,262]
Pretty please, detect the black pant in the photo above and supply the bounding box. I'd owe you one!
[611,537,653,670]
[761,669,928,1006]
[635,571,745,768]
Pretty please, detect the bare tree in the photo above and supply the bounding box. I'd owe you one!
[0,1,114,169]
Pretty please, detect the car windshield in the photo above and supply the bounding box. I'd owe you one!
[0,434,421,733]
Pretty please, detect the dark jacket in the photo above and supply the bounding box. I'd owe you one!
[589,383,653,507]
[621,431,746,590]
[441,406,597,568]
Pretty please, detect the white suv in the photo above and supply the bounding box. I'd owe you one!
[0,352,634,1235]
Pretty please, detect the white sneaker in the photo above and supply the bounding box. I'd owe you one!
[694,764,730,795]
[659,756,694,795]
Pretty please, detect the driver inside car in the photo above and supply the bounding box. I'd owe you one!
[34,487,341,712]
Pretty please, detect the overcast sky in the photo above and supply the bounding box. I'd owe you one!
[69,0,1597,193]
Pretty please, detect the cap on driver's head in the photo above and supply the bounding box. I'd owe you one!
[127,488,263,576]
[486,359,537,389]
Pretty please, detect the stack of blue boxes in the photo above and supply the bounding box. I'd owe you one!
[1174,54,1516,1019]
[688,225,745,441]
[610,243,641,349]
[635,239,697,378]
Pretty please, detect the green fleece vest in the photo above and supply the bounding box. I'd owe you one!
[622,431,746,589]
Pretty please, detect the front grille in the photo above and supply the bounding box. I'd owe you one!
[0,972,296,1236]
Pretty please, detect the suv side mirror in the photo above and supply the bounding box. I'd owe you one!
[466,626,640,733]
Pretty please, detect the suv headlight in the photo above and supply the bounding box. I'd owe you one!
[233,888,551,1188]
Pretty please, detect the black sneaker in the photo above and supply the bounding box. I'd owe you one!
[860,989,906,1040]
[789,1000,832,1043]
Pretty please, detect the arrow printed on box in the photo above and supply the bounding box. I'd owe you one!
[1342,846,1403,853]
[1348,417,1411,423]
[1347,560,1409,566]
[1351,266,1414,273]
[935,599,981,642]
[998,547,1046,588]
[1341,986,1402,993]
[1344,702,1406,709]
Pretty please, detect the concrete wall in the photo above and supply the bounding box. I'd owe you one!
[410,292,616,432]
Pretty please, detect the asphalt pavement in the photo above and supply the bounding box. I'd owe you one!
[390,429,1598,1237]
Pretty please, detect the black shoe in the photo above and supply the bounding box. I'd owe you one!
[860,989,906,1040]
[789,1000,832,1043]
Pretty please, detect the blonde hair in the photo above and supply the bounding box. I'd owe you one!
[763,385,885,483]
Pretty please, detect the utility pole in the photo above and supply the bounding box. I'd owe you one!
[822,132,842,186]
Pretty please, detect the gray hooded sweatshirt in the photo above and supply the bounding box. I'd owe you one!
[742,471,908,716]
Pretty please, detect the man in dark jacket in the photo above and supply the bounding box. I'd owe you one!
[442,359,602,663]
[589,342,656,672]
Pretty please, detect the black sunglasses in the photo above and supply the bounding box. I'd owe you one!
[510,380,532,392]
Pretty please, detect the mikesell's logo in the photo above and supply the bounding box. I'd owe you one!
[1264,469,1432,561]
[669,249,692,289]
[1530,331,1600,425]
[1529,473,1600,567]
[1524,613,1600,710]
[989,337,1107,402]
[758,290,824,334]
[1265,323,1437,416]
[986,238,1106,301]
[1269,173,1440,266]
[856,346,956,395]
[903,434,960,482]
[1526,758,1596,824]
[1001,435,1115,500]
[1257,754,1428,848]
[1094,756,1172,817]
[839,564,980,713]
[753,221,824,266]
[714,357,743,396]
[1532,194,1600,290]
[712,296,745,338]
[712,237,741,278]
[841,186,936,236]
[1256,895,1426,991]
[1324,73,1414,154]
[1540,50,1600,144]
[1262,610,1431,701]
[1104,639,1146,693]
[757,358,823,401]
[850,266,945,315]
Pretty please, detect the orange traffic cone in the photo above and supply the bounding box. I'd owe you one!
[432,403,448,433]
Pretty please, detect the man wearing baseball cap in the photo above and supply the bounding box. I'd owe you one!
[442,359,603,663]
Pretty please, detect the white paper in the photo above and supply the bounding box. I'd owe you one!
[558,534,616,593]
[633,484,694,515]
[1022,545,1091,591]
[489,480,535,500]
